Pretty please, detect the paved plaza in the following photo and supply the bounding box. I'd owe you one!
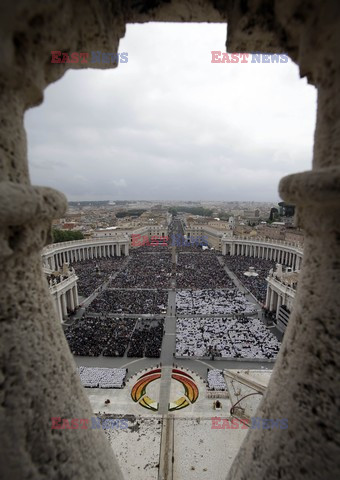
[65,246,280,478]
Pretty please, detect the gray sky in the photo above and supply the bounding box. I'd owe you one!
[25,23,317,202]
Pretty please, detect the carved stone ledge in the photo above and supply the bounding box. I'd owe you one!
[0,182,67,259]
[279,167,340,206]
[0,182,67,226]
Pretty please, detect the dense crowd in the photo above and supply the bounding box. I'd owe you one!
[114,252,172,288]
[225,256,275,304]
[72,258,125,298]
[176,315,280,359]
[176,253,233,289]
[88,289,168,315]
[207,369,227,391]
[65,316,136,356]
[176,289,257,315]
[78,366,127,388]
[175,245,214,252]
[64,246,280,365]
[130,245,169,253]
[65,316,164,358]
[127,320,164,357]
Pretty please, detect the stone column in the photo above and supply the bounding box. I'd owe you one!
[54,295,63,323]
[68,288,74,311]
[269,289,275,312]
[73,285,79,308]
[265,285,271,309]
[276,294,282,319]
[61,292,67,318]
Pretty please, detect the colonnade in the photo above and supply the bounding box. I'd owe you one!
[53,284,79,323]
[264,267,297,333]
[48,270,79,323]
[266,282,295,316]
[42,239,130,271]
[222,237,303,271]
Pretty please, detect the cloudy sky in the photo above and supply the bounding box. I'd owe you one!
[25,23,317,202]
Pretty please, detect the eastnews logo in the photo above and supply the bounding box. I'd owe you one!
[51,417,129,430]
[51,51,128,64]
[211,417,288,429]
[211,52,288,64]
[131,234,208,247]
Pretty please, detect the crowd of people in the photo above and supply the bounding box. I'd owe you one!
[65,316,136,356]
[88,289,168,315]
[207,369,227,391]
[72,258,126,298]
[127,320,164,358]
[62,244,282,365]
[114,251,172,288]
[78,366,127,388]
[225,256,275,304]
[65,316,164,358]
[176,289,257,315]
[176,315,280,359]
[130,245,169,253]
[176,253,233,289]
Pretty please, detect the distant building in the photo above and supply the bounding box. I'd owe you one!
[278,202,295,217]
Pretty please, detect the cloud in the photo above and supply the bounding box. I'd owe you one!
[25,23,317,202]
[111,178,127,188]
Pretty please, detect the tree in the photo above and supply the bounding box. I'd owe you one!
[52,229,84,243]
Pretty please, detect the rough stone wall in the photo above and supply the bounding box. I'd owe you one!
[0,1,339,479]
[225,1,340,479]
[0,2,126,479]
